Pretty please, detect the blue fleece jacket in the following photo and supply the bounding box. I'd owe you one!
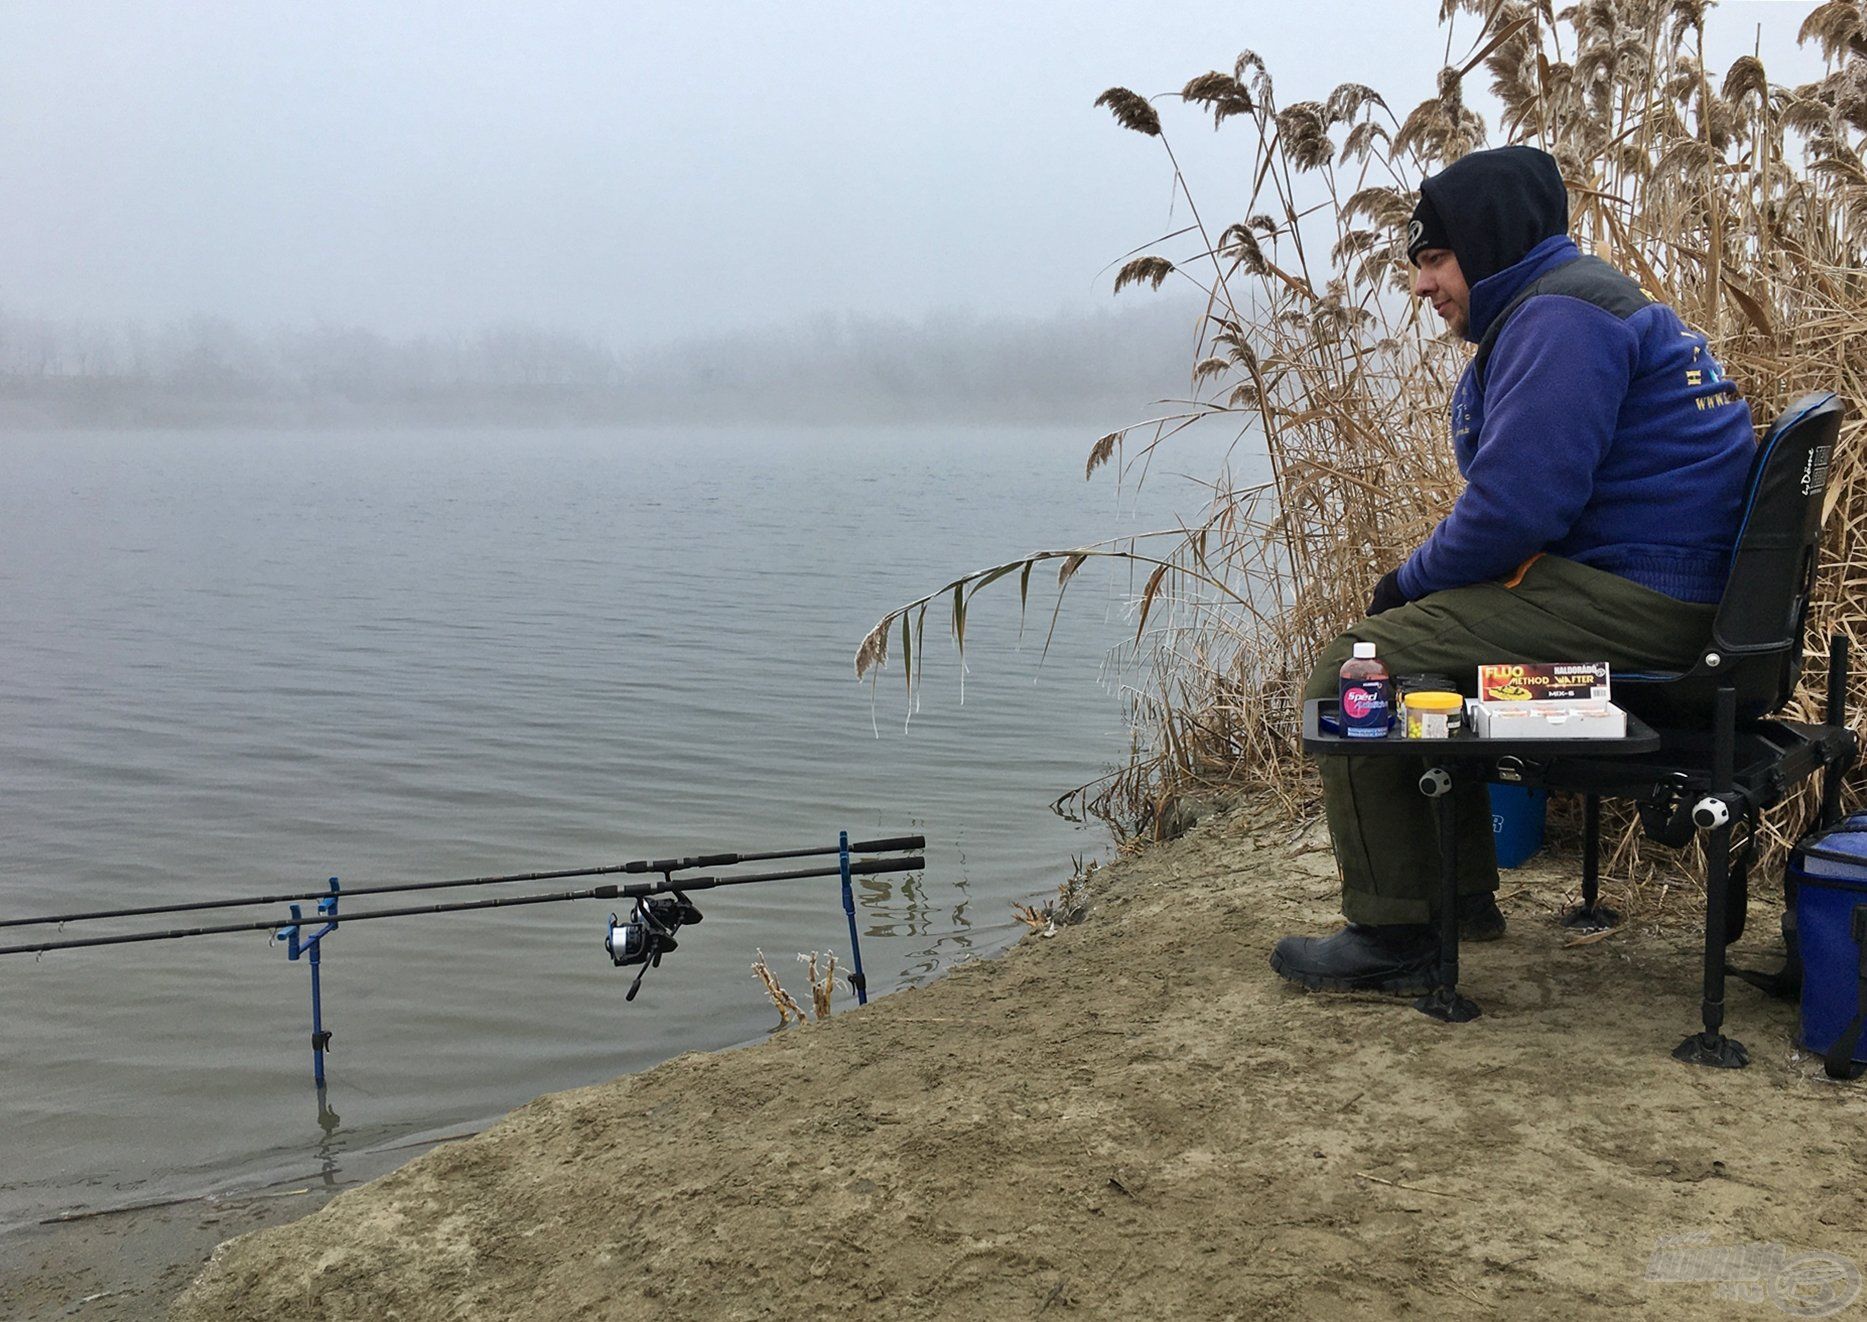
[1395,235,1755,605]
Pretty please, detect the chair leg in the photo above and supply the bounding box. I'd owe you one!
[1822,634,1852,830]
[1562,793,1621,931]
[1674,684,1749,1069]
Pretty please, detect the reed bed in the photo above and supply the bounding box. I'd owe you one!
[858,0,1867,905]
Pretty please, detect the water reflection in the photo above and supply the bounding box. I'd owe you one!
[854,864,984,986]
[313,1085,343,1189]
[857,869,929,940]
[905,868,980,985]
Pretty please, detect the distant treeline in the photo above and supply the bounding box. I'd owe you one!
[0,303,1198,427]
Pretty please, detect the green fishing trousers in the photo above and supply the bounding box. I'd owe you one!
[1301,556,1717,926]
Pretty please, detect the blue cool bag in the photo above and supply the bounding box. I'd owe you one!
[1489,784,1548,869]
[1787,812,1867,1079]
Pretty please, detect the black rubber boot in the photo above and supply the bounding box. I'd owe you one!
[1457,891,1506,942]
[1269,923,1438,994]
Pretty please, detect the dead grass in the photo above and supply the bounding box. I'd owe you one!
[751,949,809,1026]
[1011,856,1097,934]
[797,950,839,1020]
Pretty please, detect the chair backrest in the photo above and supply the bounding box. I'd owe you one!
[1690,390,1843,717]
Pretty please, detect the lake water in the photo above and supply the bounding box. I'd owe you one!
[0,423,1235,1232]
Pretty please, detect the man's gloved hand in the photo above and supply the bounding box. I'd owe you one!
[1366,568,1408,617]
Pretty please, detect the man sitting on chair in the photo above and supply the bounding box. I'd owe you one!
[1271,144,1756,993]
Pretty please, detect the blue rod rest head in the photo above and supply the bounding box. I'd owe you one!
[276,903,305,960]
[317,876,341,919]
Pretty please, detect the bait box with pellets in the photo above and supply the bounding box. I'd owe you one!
[1468,698,1628,740]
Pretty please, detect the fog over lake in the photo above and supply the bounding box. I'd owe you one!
[0,0,1825,1230]
[1,2,1811,377]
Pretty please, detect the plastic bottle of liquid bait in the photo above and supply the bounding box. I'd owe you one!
[1339,641,1392,737]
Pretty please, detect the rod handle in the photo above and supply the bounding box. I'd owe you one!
[853,855,924,876]
[848,835,926,854]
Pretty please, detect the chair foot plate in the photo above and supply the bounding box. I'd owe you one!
[1561,903,1621,932]
[1672,1031,1749,1068]
[1415,987,1482,1022]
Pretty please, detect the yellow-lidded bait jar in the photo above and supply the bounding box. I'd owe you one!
[1403,690,1464,739]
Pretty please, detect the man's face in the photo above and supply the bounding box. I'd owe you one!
[1412,248,1470,338]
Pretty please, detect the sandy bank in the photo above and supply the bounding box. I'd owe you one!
[170,801,1867,1319]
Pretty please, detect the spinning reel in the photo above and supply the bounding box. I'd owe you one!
[605,890,703,1000]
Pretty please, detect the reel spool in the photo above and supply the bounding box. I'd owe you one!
[605,892,703,1000]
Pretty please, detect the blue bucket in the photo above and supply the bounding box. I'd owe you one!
[1489,783,1548,869]
[1788,814,1867,1064]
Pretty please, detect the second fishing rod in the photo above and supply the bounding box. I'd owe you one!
[0,855,926,958]
[0,833,927,930]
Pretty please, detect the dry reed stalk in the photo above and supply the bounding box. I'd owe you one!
[1013,856,1097,934]
[1055,856,1095,923]
[751,949,808,1026]
[1012,901,1053,934]
[796,950,838,1020]
[858,1,1867,914]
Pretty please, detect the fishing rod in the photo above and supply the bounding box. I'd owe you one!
[0,856,924,958]
[0,834,926,930]
[2,830,926,1090]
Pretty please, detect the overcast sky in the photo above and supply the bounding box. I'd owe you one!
[0,1,1826,347]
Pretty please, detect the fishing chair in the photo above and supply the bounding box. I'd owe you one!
[1507,392,1857,1068]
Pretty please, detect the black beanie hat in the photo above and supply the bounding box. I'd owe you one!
[1411,145,1568,286]
[1406,193,1452,265]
